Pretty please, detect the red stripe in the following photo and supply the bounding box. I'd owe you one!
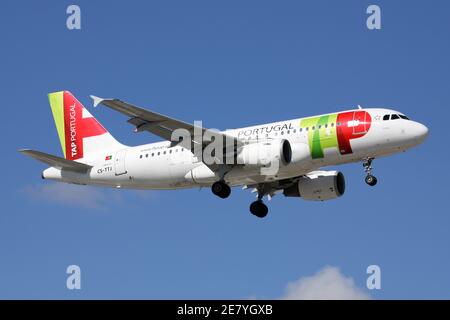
[336,111,372,155]
[63,91,107,160]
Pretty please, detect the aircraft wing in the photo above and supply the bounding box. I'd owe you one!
[19,149,92,172]
[90,95,242,169]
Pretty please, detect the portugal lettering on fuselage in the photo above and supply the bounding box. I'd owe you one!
[237,123,294,138]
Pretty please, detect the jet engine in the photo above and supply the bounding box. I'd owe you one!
[236,139,292,167]
[283,170,345,201]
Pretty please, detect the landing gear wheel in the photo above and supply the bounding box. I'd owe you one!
[365,175,377,186]
[250,200,268,218]
[211,181,231,198]
[362,157,377,187]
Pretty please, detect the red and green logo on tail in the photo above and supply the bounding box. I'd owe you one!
[48,91,107,160]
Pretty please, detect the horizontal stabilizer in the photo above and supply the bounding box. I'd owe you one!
[18,149,92,172]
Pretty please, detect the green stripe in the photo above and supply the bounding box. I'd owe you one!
[300,113,339,159]
[48,91,66,158]
[311,116,329,158]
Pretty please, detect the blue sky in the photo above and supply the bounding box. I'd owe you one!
[0,0,449,299]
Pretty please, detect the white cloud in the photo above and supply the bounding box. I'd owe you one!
[280,266,370,300]
[23,182,123,210]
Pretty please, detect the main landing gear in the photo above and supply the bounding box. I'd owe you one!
[249,184,270,218]
[250,200,268,218]
[211,180,231,199]
[363,157,377,186]
[211,178,270,218]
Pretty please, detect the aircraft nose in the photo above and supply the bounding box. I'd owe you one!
[413,122,429,143]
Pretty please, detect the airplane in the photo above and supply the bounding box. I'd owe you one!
[19,91,428,218]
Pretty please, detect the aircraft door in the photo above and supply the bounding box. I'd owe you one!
[114,149,127,175]
[351,111,369,135]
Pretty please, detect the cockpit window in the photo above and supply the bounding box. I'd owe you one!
[383,113,410,121]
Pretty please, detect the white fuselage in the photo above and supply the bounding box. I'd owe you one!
[42,108,428,189]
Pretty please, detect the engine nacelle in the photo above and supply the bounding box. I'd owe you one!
[283,170,345,201]
[236,139,292,167]
[289,142,311,165]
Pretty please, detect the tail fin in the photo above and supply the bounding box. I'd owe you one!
[48,91,124,160]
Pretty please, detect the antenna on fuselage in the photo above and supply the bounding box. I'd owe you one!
[357,104,363,110]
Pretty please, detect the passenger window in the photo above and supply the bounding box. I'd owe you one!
[318,125,322,129]
[325,124,328,128]
[337,122,341,126]
[306,127,309,131]
[299,128,302,132]
[152,153,154,157]
[383,114,390,121]
[391,114,400,120]
[331,123,334,127]
[146,154,148,158]
[140,155,142,159]
[157,152,160,156]
[312,126,315,130]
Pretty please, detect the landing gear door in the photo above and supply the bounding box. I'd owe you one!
[114,149,127,176]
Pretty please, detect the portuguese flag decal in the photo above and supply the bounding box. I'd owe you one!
[105,155,112,161]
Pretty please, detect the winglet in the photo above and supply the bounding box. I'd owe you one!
[90,95,104,108]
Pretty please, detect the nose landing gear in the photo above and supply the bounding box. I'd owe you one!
[363,157,377,186]
[365,174,377,186]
